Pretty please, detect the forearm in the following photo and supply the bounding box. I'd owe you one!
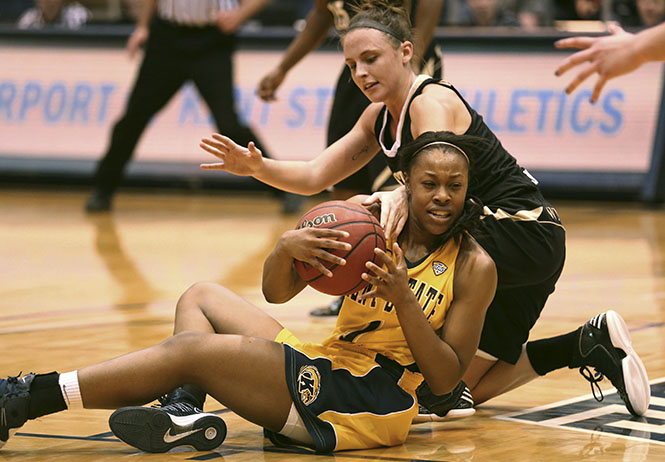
[254,158,331,195]
[137,0,157,27]
[412,0,444,67]
[395,296,462,394]
[634,23,665,64]
[276,4,333,74]
[262,244,306,303]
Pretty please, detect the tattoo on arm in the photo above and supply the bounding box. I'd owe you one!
[352,146,369,161]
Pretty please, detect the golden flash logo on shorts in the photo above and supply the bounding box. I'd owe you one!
[297,365,321,405]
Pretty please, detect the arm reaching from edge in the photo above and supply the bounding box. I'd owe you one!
[555,22,665,103]
[257,0,333,101]
[199,105,384,195]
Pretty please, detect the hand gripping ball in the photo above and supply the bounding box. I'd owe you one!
[293,201,387,296]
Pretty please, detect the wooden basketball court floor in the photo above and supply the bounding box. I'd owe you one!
[1,188,664,462]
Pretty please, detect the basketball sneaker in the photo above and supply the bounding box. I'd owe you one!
[412,380,475,424]
[310,297,343,317]
[0,373,33,449]
[571,310,650,416]
[109,389,227,453]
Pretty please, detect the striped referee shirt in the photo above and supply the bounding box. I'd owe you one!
[158,0,239,26]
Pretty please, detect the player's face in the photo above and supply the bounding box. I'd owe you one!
[405,149,468,238]
[343,28,410,103]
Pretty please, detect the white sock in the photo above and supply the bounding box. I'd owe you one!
[58,371,83,410]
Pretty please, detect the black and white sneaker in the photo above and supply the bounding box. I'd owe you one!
[412,380,475,424]
[572,310,650,416]
[0,373,33,449]
[109,398,227,453]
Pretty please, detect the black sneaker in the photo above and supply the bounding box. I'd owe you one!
[0,373,33,449]
[109,397,227,453]
[412,380,475,424]
[572,310,650,416]
[309,297,343,317]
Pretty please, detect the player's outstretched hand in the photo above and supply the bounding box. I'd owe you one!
[258,68,286,102]
[359,242,412,306]
[200,134,264,176]
[554,23,642,103]
[278,228,352,277]
[362,186,408,241]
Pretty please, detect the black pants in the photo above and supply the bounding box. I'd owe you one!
[92,18,271,194]
[475,202,567,364]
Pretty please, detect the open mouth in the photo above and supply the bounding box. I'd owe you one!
[364,82,378,91]
[428,210,453,223]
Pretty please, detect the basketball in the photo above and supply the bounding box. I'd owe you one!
[293,201,387,296]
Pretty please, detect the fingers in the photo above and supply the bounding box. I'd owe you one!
[591,76,608,104]
[211,133,235,147]
[392,242,404,263]
[554,36,596,51]
[247,141,263,157]
[379,199,390,230]
[555,47,594,77]
[392,214,407,241]
[199,141,227,163]
[367,248,395,273]
[361,193,381,206]
[200,162,226,170]
[307,258,334,278]
[565,63,598,95]
[257,83,277,102]
[607,22,625,35]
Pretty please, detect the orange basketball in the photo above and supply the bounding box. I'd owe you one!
[293,201,386,296]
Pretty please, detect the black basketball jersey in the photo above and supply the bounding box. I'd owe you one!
[374,78,544,211]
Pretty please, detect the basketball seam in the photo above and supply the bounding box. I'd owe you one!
[302,231,386,294]
[296,201,385,296]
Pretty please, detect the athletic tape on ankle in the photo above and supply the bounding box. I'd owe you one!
[58,371,83,409]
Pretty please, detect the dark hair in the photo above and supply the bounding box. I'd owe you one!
[397,131,488,249]
[342,0,414,47]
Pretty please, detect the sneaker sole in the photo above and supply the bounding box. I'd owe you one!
[109,407,226,453]
[605,310,651,416]
[412,407,476,424]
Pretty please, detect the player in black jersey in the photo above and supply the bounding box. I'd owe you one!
[258,0,444,316]
[200,0,650,418]
[258,0,443,202]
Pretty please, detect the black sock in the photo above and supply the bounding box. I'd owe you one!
[181,384,206,408]
[167,384,206,408]
[27,372,67,419]
[526,328,581,376]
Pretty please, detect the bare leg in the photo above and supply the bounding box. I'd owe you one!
[78,331,292,431]
[173,282,284,340]
[463,347,539,405]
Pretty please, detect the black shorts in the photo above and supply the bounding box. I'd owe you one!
[278,343,419,452]
[474,201,566,364]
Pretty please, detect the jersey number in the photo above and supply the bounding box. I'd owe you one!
[339,320,382,343]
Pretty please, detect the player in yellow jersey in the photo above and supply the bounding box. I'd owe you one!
[0,131,497,453]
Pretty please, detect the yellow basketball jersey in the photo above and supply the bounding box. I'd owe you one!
[322,236,461,367]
